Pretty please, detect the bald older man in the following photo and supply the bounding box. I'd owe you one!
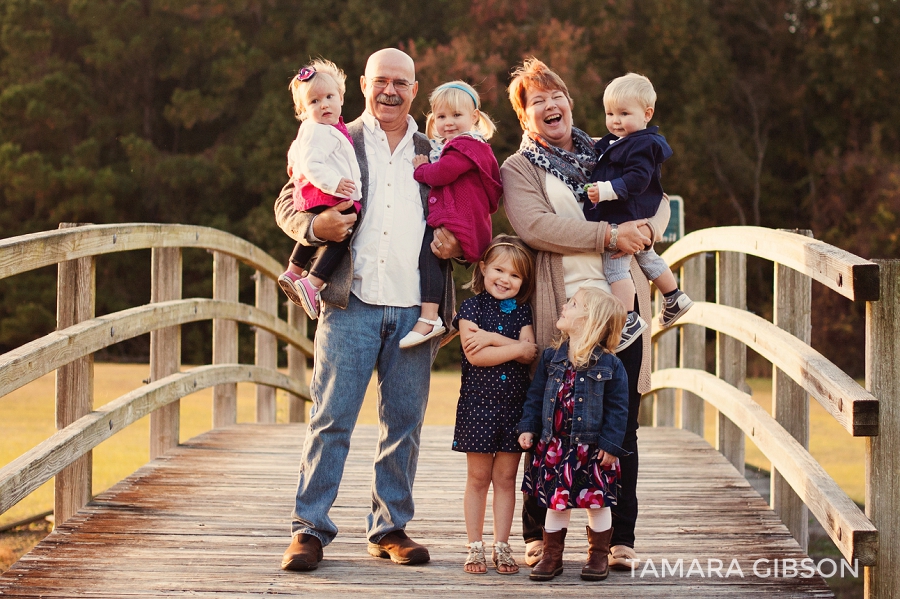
[278,49,463,571]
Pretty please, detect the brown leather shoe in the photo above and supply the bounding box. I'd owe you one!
[281,534,323,571]
[582,526,613,581]
[529,528,566,581]
[367,530,430,565]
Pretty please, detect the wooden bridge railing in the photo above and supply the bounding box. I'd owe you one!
[0,223,313,527]
[2,223,898,597]
[645,226,898,599]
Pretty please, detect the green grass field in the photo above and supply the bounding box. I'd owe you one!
[0,364,865,529]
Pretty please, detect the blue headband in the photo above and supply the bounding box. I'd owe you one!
[435,82,479,109]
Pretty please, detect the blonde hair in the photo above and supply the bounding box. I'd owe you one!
[603,72,657,111]
[424,81,497,140]
[507,57,572,129]
[469,235,536,304]
[553,287,627,368]
[289,59,347,121]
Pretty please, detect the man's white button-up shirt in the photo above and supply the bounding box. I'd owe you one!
[350,111,426,307]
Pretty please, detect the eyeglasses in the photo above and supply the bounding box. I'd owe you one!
[368,77,412,92]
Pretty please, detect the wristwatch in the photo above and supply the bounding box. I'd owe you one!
[607,223,619,251]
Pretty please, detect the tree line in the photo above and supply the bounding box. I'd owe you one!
[1,0,897,375]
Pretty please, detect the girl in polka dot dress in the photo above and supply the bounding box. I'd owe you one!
[452,235,538,575]
[517,286,629,582]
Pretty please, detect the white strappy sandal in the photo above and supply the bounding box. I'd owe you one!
[399,316,446,348]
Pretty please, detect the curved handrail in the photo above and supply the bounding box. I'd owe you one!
[650,368,877,566]
[0,364,308,516]
[650,302,878,436]
[660,226,880,301]
[0,299,314,401]
[0,224,283,281]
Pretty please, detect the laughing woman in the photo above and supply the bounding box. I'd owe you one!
[501,57,670,572]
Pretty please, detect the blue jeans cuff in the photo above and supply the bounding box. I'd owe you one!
[292,527,329,548]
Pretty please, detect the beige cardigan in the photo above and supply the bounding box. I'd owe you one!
[500,153,670,394]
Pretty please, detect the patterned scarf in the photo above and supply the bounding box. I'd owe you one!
[517,127,597,202]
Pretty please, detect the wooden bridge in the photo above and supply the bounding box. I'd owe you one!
[0,223,897,597]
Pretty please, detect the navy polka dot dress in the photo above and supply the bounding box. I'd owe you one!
[451,292,533,454]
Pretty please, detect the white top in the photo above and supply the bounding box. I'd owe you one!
[350,111,425,307]
[545,173,611,299]
[287,120,362,203]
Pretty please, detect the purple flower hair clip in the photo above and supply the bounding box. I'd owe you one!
[296,67,316,82]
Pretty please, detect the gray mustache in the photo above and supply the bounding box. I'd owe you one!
[376,93,403,106]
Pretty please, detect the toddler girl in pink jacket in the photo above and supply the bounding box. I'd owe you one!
[400,81,503,348]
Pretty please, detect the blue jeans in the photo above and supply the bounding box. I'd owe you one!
[291,293,437,546]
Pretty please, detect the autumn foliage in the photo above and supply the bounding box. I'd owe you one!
[1,0,897,374]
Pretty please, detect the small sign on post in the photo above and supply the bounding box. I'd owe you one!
[660,195,684,243]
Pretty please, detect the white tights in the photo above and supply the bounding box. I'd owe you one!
[544,506,611,533]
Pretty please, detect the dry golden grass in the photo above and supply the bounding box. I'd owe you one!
[0,364,463,528]
[1,364,865,531]
[699,378,866,505]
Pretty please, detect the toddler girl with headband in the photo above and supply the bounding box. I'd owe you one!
[400,81,503,347]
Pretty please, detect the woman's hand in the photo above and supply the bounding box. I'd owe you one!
[311,199,358,242]
[431,226,464,260]
[413,154,429,168]
[597,450,617,468]
[608,220,652,257]
[637,220,653,241]
[518,433,534,450]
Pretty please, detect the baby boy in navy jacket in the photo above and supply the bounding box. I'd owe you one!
[585,73,692,351]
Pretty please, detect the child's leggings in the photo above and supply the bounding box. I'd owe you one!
[419,225,445,305]
[544,506,612,533]
[289,204,357,281]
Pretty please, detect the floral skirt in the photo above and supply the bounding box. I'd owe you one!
[522,435,620,510]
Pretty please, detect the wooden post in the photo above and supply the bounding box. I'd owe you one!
[865,259,899,599]
[287,302,308,423]
[716,251,746,474]
[213,252,239,428]
[653,290,677,427]
[255,272,278,423]
[680,254,706,436]
[55,223,95,525]
[772,231,811,551]
[149,247,182,459]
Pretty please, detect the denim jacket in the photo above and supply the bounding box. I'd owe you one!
[517,341,631,457]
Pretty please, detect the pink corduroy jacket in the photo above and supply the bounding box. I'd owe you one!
[413,135,503,264]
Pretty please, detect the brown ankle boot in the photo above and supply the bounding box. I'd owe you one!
[581,526,613,581]
[529,528,567,581]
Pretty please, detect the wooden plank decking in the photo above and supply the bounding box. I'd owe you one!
[0,425,833,597]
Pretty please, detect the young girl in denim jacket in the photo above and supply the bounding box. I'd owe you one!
[517,286,629,582]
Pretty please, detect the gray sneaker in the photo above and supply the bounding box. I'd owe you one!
[658,290,693,328]
[616,312,648,353]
